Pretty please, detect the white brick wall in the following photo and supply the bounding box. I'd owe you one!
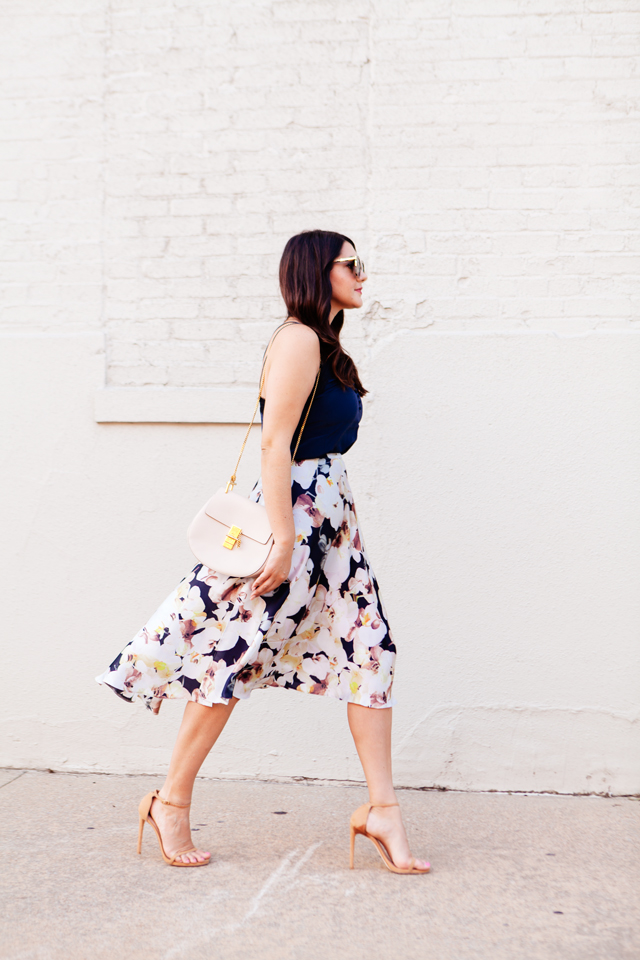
[0,2,105,333]
[101,0,371,386]
[2,1,640,791]
[2,1,637,387]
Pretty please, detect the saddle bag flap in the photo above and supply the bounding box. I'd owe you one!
[203,489,273,545]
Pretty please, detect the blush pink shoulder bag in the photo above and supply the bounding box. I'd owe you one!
[187,322,321,579]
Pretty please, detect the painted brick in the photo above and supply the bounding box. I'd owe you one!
[0,0,637,364]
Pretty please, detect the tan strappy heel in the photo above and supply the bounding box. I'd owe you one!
[137,789,210,867]
[349,802,430,875]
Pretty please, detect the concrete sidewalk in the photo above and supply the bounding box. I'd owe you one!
[0,769,637,960]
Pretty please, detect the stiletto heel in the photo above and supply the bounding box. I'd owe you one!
[349,802,430,875]
[137,790,210,867]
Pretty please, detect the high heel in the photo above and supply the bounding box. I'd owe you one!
[137,790,210,867]
[349,802,430,875]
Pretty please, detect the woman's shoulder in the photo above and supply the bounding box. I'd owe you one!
[261,322,320,400]
[277,320,319,341]
[270,321,320,355]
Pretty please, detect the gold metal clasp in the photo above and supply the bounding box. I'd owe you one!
[225,478,236,494]
[223,525,242,550]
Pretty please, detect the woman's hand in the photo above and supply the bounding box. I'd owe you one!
[250,541,294,599]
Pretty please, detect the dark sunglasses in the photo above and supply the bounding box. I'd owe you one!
[333,255,366,280]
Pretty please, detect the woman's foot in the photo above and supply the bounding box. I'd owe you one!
[365,804,429,872]
[150,794,211,865]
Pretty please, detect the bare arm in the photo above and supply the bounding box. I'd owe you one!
[250,323,320,599]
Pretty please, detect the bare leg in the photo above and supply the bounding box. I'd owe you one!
[347,703,429,870]
[150,698,238,864]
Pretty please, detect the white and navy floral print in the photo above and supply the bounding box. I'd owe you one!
[96,454,395,710]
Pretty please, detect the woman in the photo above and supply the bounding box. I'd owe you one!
[97,230,430,875]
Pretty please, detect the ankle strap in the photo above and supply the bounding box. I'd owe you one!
[370,802,399,808]
[156,790,190,809]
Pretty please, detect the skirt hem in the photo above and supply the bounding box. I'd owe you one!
[95,673,395,710]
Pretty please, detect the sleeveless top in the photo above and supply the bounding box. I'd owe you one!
[260,361,363,461]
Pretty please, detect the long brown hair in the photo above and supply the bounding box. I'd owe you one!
[278,230,367,396]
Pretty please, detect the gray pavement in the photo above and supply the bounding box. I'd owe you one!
[0,770,638,960]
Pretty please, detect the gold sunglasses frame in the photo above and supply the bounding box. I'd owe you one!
[333,256,366,279]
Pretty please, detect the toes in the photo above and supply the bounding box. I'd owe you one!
[177,850,210,864]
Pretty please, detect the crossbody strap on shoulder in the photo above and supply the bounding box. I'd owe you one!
[225,321,321,492]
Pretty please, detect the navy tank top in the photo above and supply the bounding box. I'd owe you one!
[260,361,363,460]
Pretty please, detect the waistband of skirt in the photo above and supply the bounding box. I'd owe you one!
[292,451,343,465]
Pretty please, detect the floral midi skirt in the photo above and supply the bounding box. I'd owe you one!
[96,453,396,710]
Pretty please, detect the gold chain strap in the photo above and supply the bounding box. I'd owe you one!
[291,363,321,462]
[225,322,321,492]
